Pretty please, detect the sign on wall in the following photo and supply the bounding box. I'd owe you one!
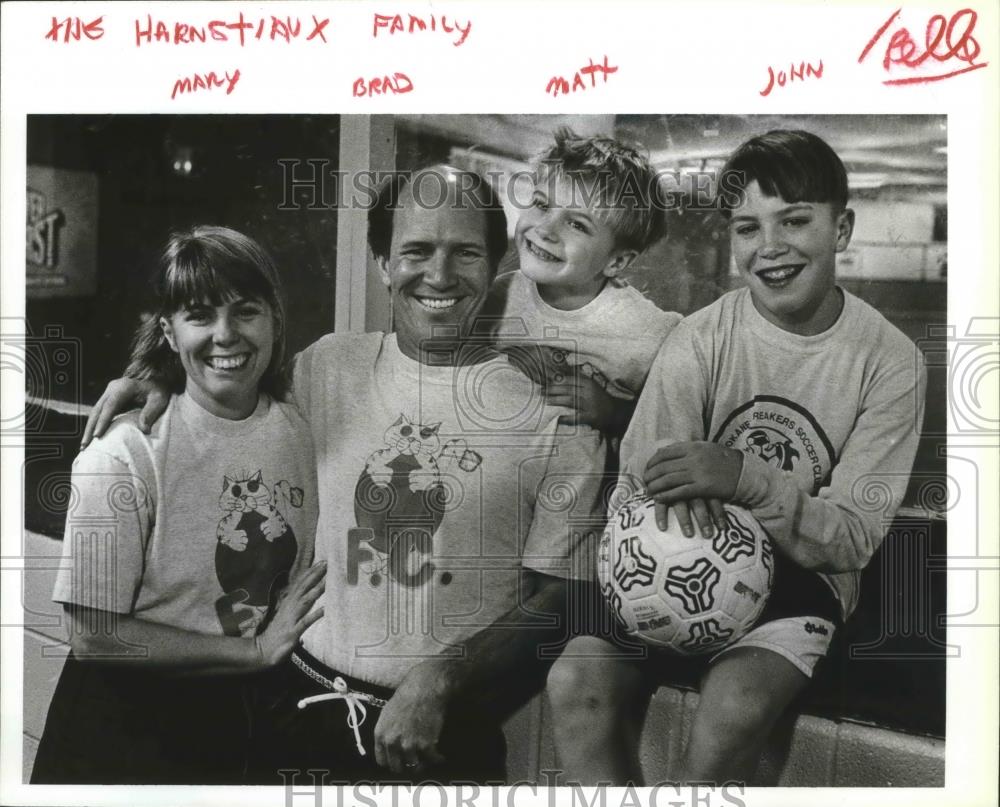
[26,165,98,297]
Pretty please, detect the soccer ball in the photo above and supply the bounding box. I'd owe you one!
[598,496,774,654]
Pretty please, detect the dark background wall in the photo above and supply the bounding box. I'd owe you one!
[26,115,341,404]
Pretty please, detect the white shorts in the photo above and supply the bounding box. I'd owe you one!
[713,615,838,678]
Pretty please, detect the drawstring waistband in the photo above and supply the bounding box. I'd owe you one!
[292,651,387,756]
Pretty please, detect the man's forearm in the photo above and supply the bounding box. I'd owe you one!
[435,572,597,716]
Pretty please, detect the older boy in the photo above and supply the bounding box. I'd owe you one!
[546,130,927,784]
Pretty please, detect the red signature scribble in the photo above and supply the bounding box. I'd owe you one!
[858,7,987,85]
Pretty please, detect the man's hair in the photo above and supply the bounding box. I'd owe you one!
[536,127,668,252]
[367,166,509,272]
[126,225,289,398]
[718,129,850,217]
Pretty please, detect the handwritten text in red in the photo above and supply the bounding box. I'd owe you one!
[858,7,987,85]
[353,73,414,97]
[547,56,618,97]
[45,16,104,42]
[136,14,329,47]
[760,60,824,96]
[171,68,241,100]
[373,13,471,47]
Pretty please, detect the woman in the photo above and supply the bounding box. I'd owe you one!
[31,226,325,784]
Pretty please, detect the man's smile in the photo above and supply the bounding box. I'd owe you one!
[415,296,459,310]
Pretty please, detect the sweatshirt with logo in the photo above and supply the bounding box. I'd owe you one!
[620,287,927,619]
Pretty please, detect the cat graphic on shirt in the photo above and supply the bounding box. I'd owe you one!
[214,470,302,637]
[352,414,482,587]
[364,414,445,493]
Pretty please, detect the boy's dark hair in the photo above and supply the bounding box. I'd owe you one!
[717,129,850,217]
[537,127,668,252]
[126,225,289,399]
[368,165,510,272]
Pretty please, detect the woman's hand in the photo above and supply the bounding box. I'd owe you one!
[253,561,326,668]
[82,377,171,446]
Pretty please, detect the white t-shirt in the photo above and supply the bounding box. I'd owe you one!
[53,393,318,638]
[621,288,926,618]
[293,332,607,687]
[479,271,682,400]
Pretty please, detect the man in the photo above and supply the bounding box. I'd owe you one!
[84,166,608,783]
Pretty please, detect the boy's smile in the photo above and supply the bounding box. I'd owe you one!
[754,263,805,287]
[524,238,561,263]
[730,181,854,335]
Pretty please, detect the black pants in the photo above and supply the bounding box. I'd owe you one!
[247,647,507,785]
[31,654,253,784]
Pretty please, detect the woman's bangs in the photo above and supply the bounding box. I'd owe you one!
[162,252,272,312]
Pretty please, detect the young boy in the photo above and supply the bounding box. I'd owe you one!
[477,128,681,433]
[545,129,927,784]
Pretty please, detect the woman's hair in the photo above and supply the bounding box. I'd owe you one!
[126,225,289,399]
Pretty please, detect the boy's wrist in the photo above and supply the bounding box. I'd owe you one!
[733,451,776,507]
[722,446,745,499]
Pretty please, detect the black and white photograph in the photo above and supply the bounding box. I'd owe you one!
[18,112,948,787]
[1,3,997,807]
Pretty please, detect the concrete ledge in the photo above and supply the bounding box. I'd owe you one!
[503,687,945,787]
[22,528,946,787]
[23,735,39,784]
[832,719,946,787]
[21,531,71,781]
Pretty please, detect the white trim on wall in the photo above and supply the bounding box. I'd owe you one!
[334,116,395,333]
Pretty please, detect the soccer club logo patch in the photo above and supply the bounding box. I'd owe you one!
[713,396,835,492]
[744,427,798,471]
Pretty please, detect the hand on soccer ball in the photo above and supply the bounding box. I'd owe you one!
[643,442,745,535]
[667,498,727,538]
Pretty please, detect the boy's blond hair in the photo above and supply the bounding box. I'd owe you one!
[537,128,667,252]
